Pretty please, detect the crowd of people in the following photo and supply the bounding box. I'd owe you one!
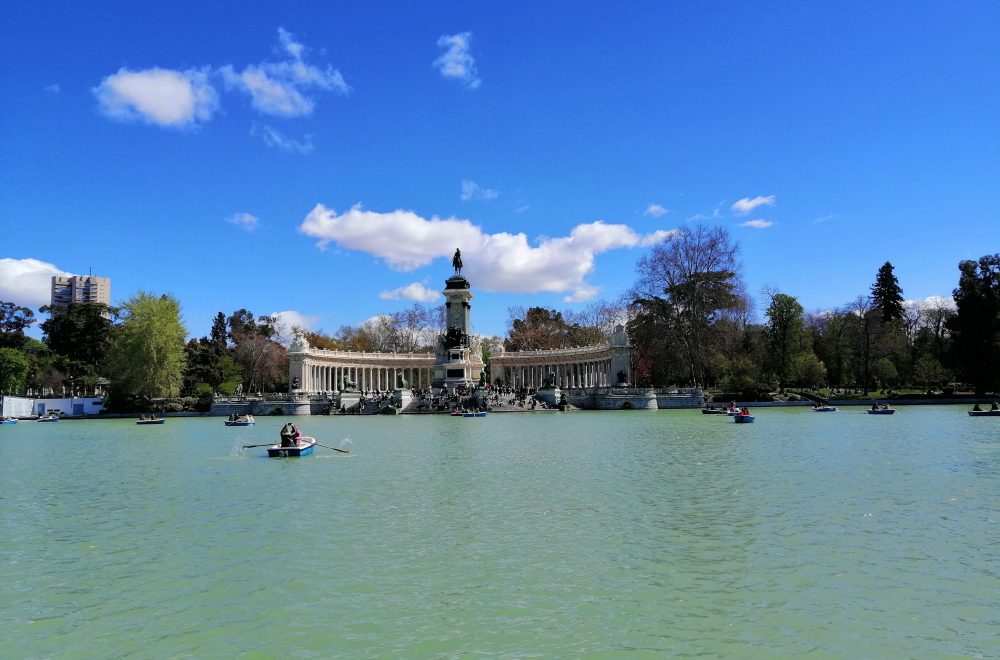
[329,382,567,415]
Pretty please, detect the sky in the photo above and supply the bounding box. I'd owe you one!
[2,1,998,341]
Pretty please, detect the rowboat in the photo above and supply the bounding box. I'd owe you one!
[37,415,60,422]
[224,415,255,426]
[968,410,1000,417]
[867,407,896,415]
[136,418,165,425]
[267,437,317,457]
[0,417,17,425]
[813,405,838,412]
[734,414,755,423]
[462,412,487,418]
[701,407,728,415]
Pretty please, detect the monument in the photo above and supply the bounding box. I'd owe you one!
[433,248,485,390]
[535,369,563,407]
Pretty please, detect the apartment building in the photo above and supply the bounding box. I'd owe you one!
[50,275,111,308]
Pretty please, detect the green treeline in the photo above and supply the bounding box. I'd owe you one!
[622,230,999,397]
[0,296,287,412]
[0,236,998,408]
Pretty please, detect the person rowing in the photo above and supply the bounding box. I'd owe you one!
[279,423,299,448]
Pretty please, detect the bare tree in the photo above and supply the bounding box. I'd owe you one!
[630,225,745,386]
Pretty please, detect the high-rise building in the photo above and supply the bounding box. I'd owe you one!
[50,275,111,308]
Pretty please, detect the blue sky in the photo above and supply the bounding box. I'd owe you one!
[2,1,998,340]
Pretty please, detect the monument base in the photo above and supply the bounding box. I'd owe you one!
[336,391,362,413]
[535,386,562,406]
[393,388,413,408]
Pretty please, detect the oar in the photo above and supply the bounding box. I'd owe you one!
[312,441,349,453]
[242,443,276,449]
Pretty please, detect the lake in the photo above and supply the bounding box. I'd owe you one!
[1,407,997,657]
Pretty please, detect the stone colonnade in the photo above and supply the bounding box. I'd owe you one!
[291,350,436,393]
[491,345,615,389]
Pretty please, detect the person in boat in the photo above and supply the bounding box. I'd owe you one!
[280,423,295,447]
[972,403,982,412]
[992,402,999,411]
[872,403,879,411]
[139,414,146,421]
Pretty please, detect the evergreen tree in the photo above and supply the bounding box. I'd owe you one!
[947,254,1000,395]
[763,292,807,391]
[41,303,114,372]
[871,261,905,324]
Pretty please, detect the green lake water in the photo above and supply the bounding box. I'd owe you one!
[1,407,997,657]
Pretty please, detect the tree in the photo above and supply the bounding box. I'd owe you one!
[302,330,340,351]
[845,295,881,393]
[209,312,228,353]
[0,302,36,349]
[947,254,1000,395]
[913,355,947,392]
[393,304,438,353]
[226,310,288,392]
[0,347,29,394]
[182,337,241,394]
[790,352,827,388]
[631,225,744,386]
[40,303,115,373]
[505,307,602,351]
[871,261,905,324]
[763,292,807,391]
[107,292,187,402]
[808,310,853,388]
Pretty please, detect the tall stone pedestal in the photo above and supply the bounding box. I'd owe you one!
[535,386,562,406]
[336,391,362,413]
[393,388,413,409]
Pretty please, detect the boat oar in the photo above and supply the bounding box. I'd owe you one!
[242,443,276,449]
[313,442,349,453]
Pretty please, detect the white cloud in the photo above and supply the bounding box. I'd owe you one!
[514,204,529,214]
[93,67,218,127]
[0,258,72,308]
[813,214,834,224]
[434,32,481,89]
[731,195,775,215]
[460,179,498,201]
[563,285,601,304]
[277,27,305,60]
[687,204,724,222]
[739,219,773,229]
[299,204,672,302]
[904,295,956,311]
[226,212,260,232]
[379,282,442,302]
[45,84,60,94]
[271,309,321,345]
[251,123,314,154]
[644,203,668,217]
[221,28,348,117]
[641,229,679,245]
